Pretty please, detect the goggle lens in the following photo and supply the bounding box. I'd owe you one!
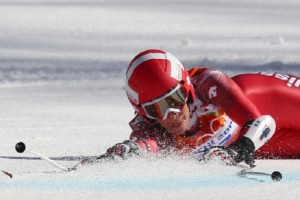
[143,87,187,119]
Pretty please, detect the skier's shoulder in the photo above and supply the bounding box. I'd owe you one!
[188,67,217,78]
[188,67,224,85]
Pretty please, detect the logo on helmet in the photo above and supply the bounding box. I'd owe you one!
[125,84,139,104]
[168,52,184,81]
[175,64,183,80]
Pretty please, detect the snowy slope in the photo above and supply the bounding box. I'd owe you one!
[0,0,300,199]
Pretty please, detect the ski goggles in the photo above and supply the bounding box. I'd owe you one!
[141,84,187,120]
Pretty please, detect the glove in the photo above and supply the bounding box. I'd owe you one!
[202,136,255,167]
[228,136,255,166]
[227,115,276,166]
[106,140,141,160]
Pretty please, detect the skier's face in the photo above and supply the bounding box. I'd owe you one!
[156,103,190,135]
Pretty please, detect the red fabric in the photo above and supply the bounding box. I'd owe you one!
[136,138,159,155]
[192,68,261,126]
[232,72,300,158]
[130,120,174,151]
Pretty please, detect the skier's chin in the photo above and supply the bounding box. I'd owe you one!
[171,127,187,136]
[169,119,189,135]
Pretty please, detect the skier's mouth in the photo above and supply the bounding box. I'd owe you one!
[171,118,185,128]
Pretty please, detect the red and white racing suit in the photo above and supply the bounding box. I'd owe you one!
[129,67,300,159]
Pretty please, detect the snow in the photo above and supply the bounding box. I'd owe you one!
[0,0,300,199]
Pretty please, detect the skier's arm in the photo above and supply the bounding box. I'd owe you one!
[202,115,276,166]
[106,137,158,159]
[69,137,158,170]
[192,68,277,165]
[192,68,261,126]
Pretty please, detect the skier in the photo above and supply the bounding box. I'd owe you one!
[103,49,300,166]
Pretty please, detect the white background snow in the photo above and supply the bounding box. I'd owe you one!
[0,0,300,199]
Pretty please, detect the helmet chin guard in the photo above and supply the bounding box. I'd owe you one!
[125,49,195,119]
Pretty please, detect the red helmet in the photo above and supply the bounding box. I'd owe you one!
[125,49,195,119]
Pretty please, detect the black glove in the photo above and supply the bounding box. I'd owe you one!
[228,136,255,166]
[107,140,141,159]
[202,137,255,166]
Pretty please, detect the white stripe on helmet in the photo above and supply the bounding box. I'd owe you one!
[126,52,166,79]
[124,82,139,104]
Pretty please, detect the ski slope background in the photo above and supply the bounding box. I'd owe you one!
[0,0,300,199]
